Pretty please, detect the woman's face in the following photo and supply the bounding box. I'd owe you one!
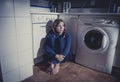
[56,21,65,35]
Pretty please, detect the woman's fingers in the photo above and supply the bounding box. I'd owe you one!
[55,54,65,62]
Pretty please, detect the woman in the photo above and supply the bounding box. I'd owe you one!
[44,19,71,75]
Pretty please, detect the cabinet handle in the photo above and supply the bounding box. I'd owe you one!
[40,26,46,28]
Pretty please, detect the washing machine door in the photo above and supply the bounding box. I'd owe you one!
[83,28,109,52]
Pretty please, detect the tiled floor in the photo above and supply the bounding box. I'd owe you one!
[22,62,117,82]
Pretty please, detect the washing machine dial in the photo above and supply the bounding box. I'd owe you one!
[101,19,117,26]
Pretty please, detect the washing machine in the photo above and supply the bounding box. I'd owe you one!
[75,15,119,74]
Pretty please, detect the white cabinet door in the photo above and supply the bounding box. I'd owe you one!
[0,18,17,57]
[33,24,46,58]
[15,17,32,35]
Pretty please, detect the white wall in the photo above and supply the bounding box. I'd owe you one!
[0,0,33,82]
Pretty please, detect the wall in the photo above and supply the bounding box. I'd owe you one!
[49,0,120,13]
[30,0,50,13]
[0,0,33,82]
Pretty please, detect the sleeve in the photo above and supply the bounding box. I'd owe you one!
[61,33,71,57]
[44,34,56,57]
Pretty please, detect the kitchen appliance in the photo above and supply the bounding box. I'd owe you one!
[75,14,119,74]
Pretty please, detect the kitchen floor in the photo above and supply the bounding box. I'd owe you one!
[22,62,117,82]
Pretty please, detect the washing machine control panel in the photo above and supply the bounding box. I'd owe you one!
[101,19,116,24]
[98,19,118,26]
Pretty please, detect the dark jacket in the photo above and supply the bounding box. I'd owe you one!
[44,30,71,63]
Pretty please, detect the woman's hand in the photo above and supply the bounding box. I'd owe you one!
[55,54,65,62]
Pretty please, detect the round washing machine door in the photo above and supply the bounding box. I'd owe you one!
[82,27,109,53]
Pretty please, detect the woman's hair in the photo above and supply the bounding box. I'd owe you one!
[53,19,65,32]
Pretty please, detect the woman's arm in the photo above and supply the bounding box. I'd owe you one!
[44,35,56,56]
[61,33,71,57]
